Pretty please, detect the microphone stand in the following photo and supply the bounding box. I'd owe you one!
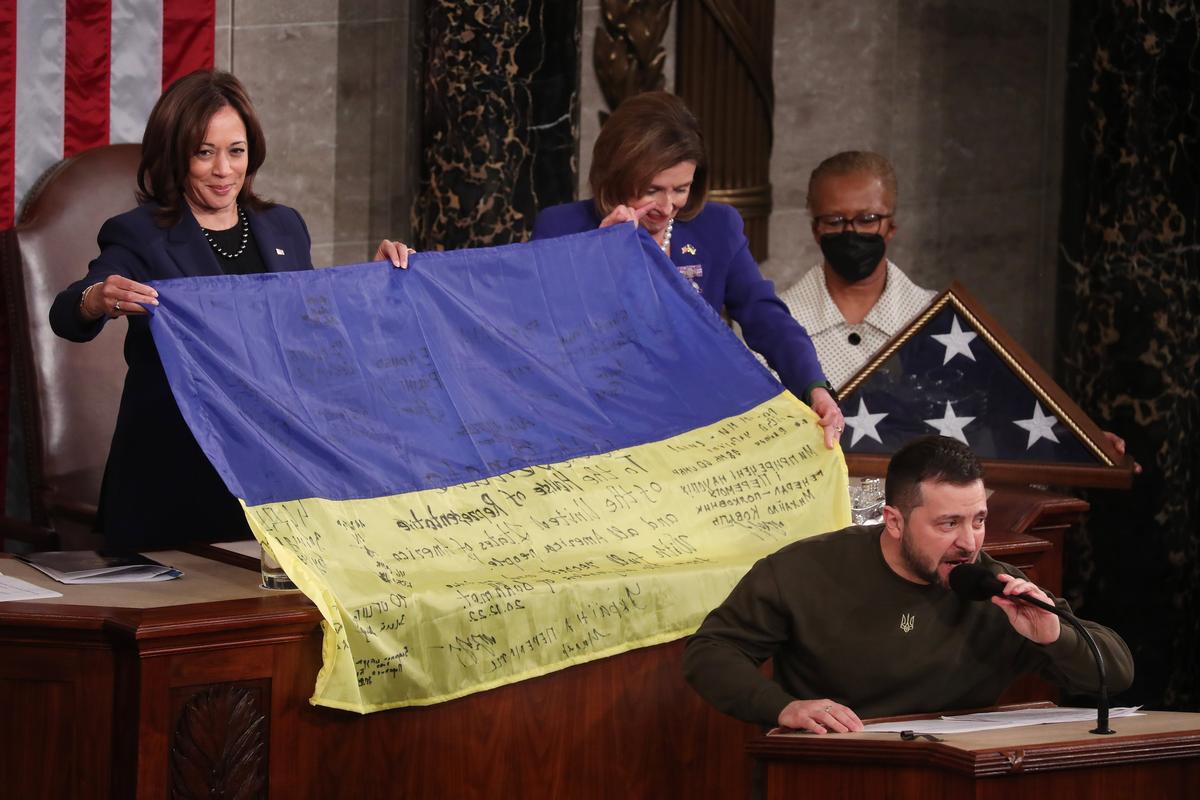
[1006,592,1115,735]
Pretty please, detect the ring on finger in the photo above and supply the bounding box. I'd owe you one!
[114,301,122,313]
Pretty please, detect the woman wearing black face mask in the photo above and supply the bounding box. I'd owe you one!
[818,214,890,284]
[777,152,935,389]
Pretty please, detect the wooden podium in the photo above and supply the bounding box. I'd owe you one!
[0,486,1086,798]
[749,711,1200,799]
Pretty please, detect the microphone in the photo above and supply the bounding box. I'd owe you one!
[948,563,1115,735]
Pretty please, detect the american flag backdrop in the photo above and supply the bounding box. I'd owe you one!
[840,293,1106,466]
[0,0,215,228]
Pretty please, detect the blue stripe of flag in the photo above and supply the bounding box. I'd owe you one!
[148,224,784,505]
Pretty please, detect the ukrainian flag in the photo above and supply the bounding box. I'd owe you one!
[150,224,849,712]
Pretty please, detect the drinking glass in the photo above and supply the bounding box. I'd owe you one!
[260,542,298,590]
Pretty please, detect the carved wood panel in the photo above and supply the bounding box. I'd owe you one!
[169,682,268,800]
[593,0,676,122]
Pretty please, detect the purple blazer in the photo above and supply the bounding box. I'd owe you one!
[50,202,313,549]
[531,199,828,401]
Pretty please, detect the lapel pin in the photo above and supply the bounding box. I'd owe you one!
[681,244,697,255]
[275,248,286,255]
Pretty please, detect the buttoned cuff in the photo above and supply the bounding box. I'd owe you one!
[802,380,838,407]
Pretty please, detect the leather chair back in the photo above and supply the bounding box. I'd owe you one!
[0,144,141,548]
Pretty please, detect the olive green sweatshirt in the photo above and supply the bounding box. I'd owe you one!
[683,525,1134,727]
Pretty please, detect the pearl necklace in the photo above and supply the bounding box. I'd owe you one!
[201,205,249,259]
[659,217,674,256]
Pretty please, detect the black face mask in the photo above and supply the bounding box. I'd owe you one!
[819,232,886,283]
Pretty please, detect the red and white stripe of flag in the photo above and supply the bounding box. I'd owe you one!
[0,0,215,228]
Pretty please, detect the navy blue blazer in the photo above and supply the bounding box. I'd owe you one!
[530,200,828,402]
[50,202,313,549]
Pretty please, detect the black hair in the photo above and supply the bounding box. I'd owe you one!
[884,435,984,516]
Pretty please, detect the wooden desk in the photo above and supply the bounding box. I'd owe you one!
[0,486,1085,798]
[749,711,1200,799]
[0,552,756,799]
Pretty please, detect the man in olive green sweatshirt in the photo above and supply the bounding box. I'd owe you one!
[683,435,1134,734]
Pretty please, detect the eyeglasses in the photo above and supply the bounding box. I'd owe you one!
[813,213,893,235]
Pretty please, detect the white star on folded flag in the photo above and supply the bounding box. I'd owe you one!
[839,294,1114,474]
[844,398,889,446]
[930,315,978,365]
[1013,401,1061,449]
[924,401,975,444]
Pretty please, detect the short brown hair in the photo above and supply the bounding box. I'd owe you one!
[806,151,898,213]
[137,70,271,225]
[589,91,707,222]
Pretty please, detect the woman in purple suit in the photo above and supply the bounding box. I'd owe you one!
[531,91,843,445]
[50,70,411,549]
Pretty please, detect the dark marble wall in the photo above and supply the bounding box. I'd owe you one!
[412,0,580,250]
[523,2,583,215]
[1057,2,1199,711]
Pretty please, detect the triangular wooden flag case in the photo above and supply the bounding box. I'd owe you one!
[839,282,1135,489]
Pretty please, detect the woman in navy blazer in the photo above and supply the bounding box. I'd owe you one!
[50,71,411,550]
[531,92,844,447]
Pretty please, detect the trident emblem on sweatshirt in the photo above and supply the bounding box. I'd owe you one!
[899,613,915,633]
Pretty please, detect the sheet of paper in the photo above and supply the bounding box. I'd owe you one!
[0,574,63,602]
[860,706,1144,734]
[52,568,183,584]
